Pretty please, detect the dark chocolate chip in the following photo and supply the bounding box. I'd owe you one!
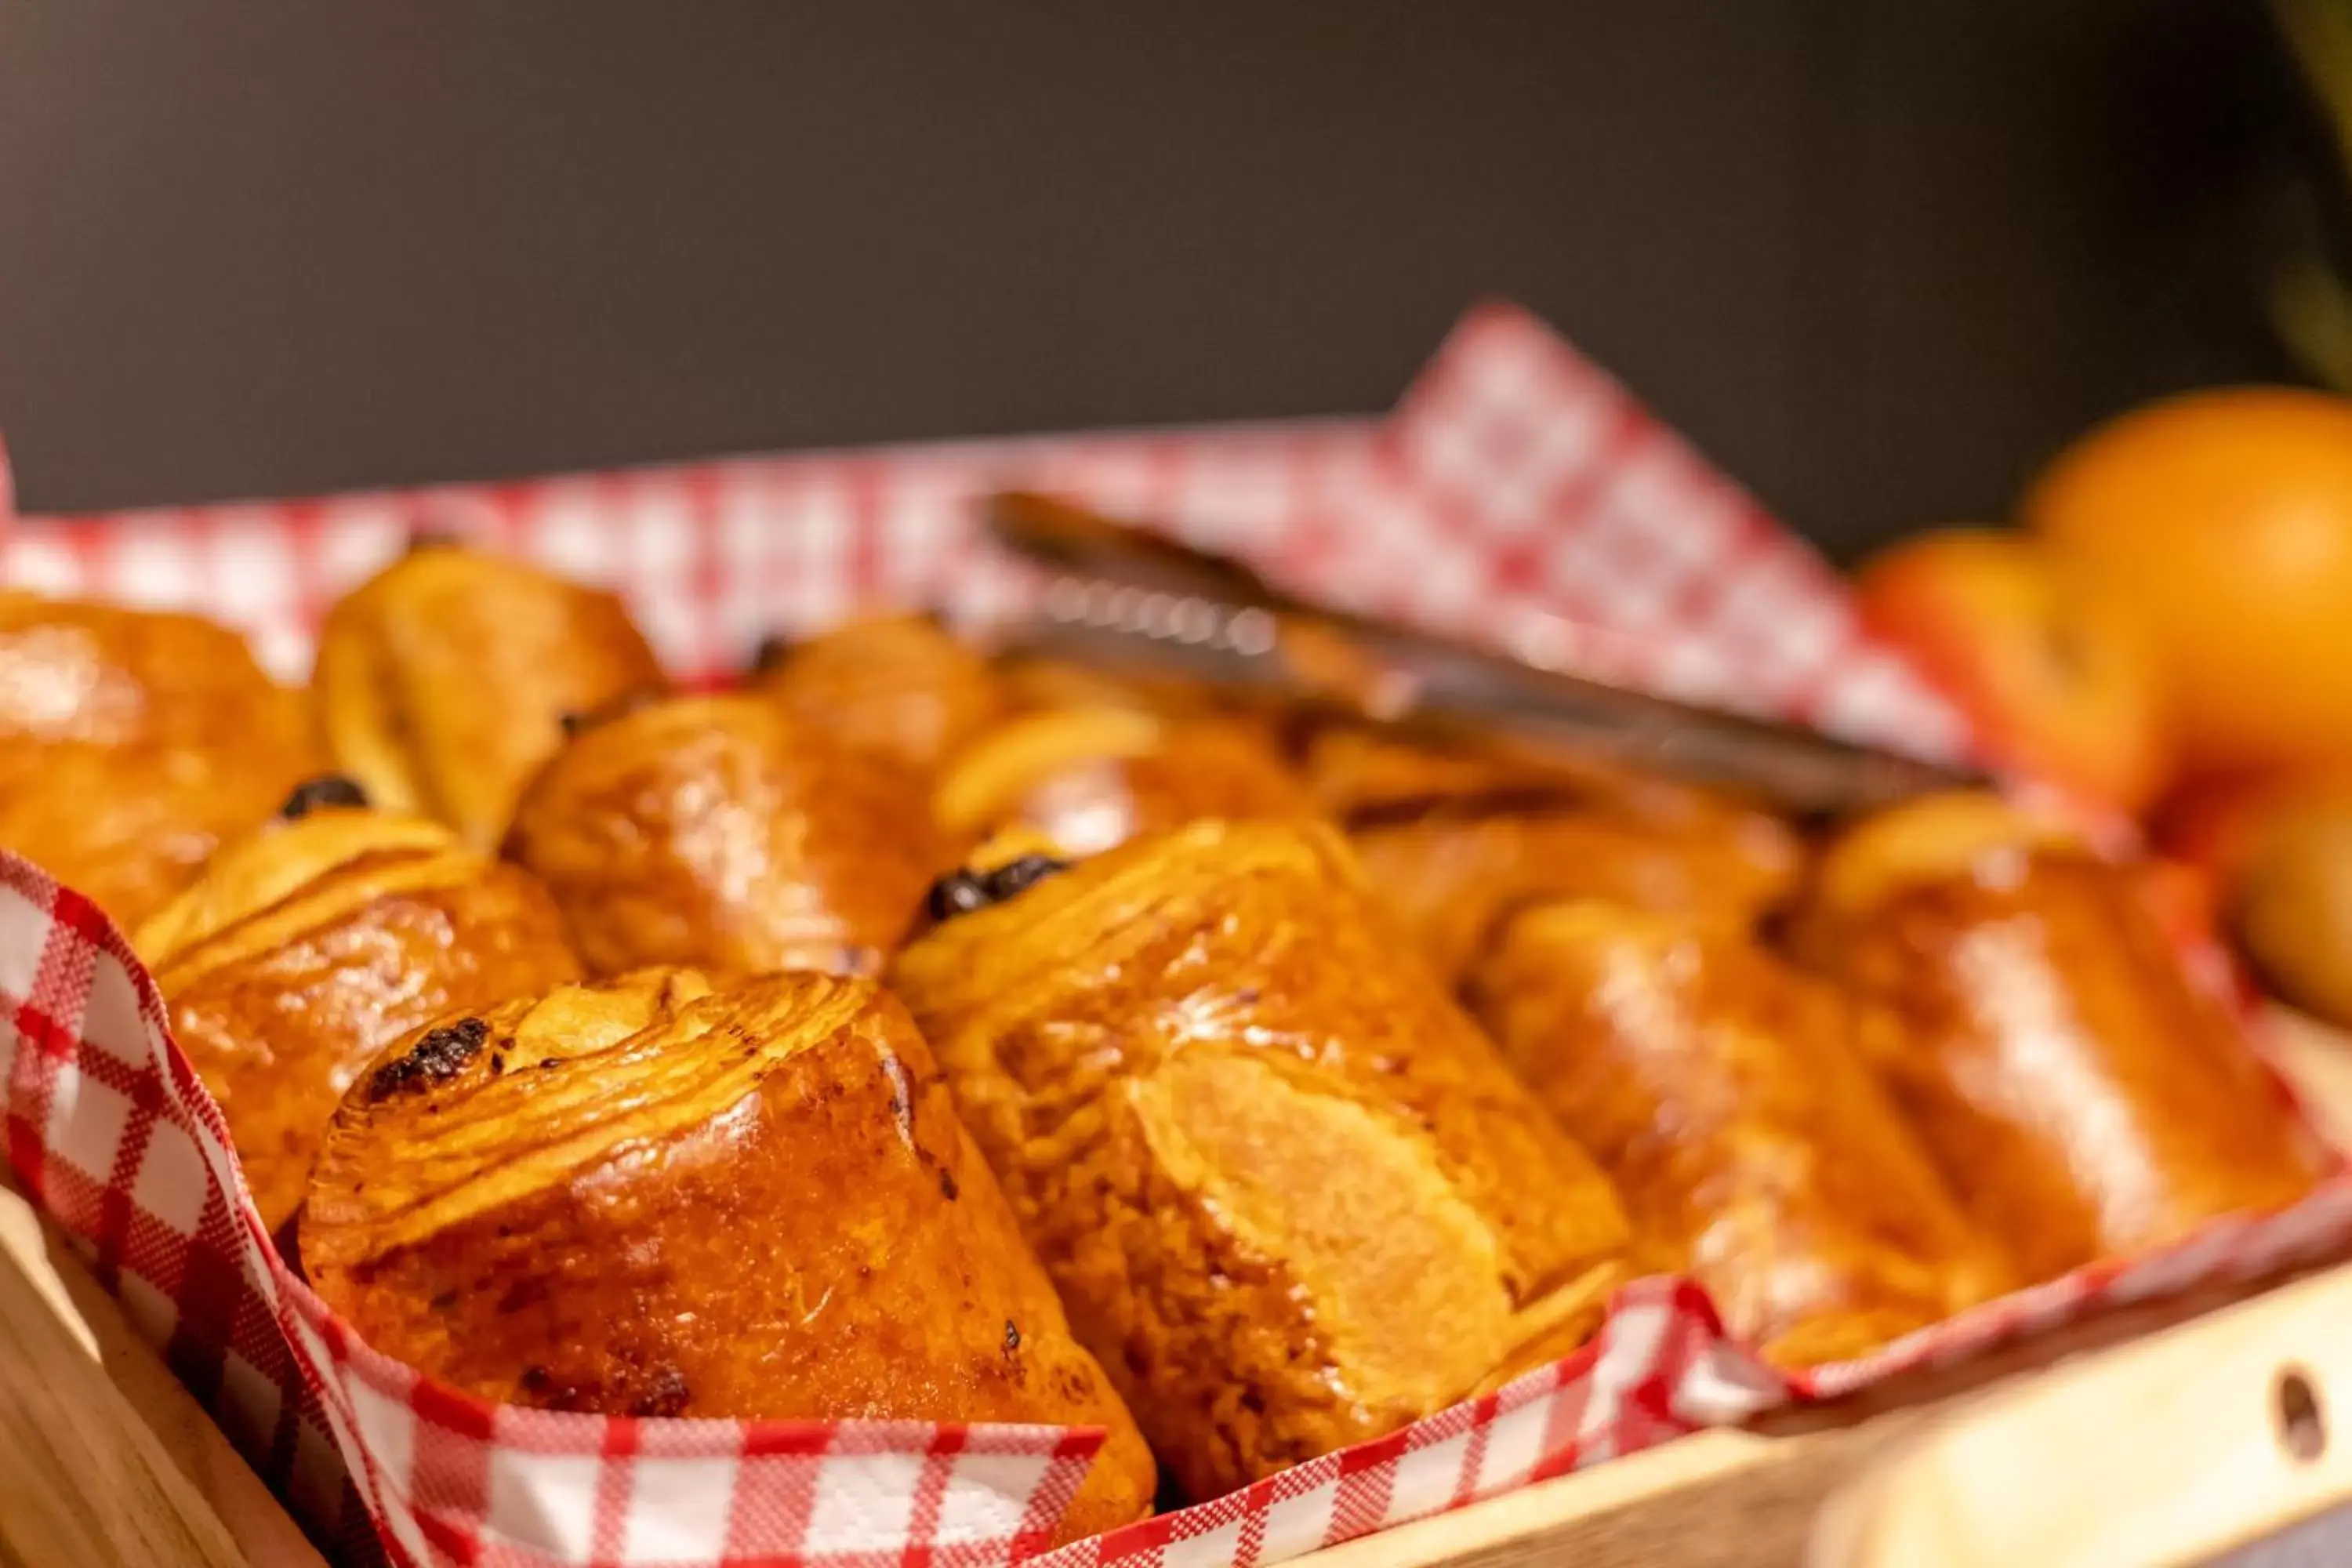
[923,870,995,924]
[559,689,660,737]
[982,855,1072,904]
[748,632,794,675]
[1003,1319,1022,1354]
[278,775,369,820]
[365,1017,490,1102]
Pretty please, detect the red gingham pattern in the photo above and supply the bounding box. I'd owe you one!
[1,304,2345,1568]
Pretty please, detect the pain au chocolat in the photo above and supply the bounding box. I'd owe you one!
[931,703,1316,860]
[753,612,1004,778]
[0,593,321,928]
[1788,793,2324,1282]
[301,968,1154,1542]
[314,542,666,850]
[503,692,938,977]
[134,784,579,1232]
[892,818,1630,1501]
[1468,901,2006,1367]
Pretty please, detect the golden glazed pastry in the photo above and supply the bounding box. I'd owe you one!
[1789,793,2325,1282]
[503,692,938,977]
[0,595,323,929]
[931,703,1316,859]
[303,968,1154,1542]
[893,819,1631,1501]
[1350,801,1803,985]
[135,785,580,1232]
[314,542,666,848]
[753,612,1004,778]
[0,593,307,751]
[1468,902,2007,1367]
[1298,724,1602,822]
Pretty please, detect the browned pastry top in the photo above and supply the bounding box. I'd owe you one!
[1469,901,2008,1367]
[303,969,1154,1541]
[0,595,323,929]
[139,808,579,1231]
[1795,792,2325,1279]
[894,818,1628,1499]
[1352,800,1802,985]
[755,612,1004,777]
[314,545,665,849]
[503,692,938,977]
[932,703,1316,858]
[993,655,1232,718]
[0,592,302,751]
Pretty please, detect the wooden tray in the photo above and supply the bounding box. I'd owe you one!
[10,1013,2352,1567]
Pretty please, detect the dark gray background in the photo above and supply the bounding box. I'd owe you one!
[0,0,2314,558]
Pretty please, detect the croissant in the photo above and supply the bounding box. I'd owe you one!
[892,819,1630,1501]
[931,703,1315,859]
[314,541,666,849]
[503,693,938,977]
[0,596,322,928]
[1788,793,2324,1281]
[1468,901,2006,1367]
[135,784,580,1232]
[752,612,1004,777]
[302,968,1154,1542]
[1352,802,1802,985]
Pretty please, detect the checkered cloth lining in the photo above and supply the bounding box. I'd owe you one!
[3,302,2346,1568]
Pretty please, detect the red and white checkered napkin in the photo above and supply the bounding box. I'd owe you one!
[2,302,2349,1568]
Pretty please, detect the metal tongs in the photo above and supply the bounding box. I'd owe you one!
[983,491,1983,815]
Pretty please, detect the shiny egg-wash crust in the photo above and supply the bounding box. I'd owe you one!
[314,545,666,851]
[302,968,1155,1545]
[504,693,941,978]
[931,704,1316,860]
[753,612,1005,779]
[1468,900,2009,1368]
[1790,794,2326,1283]
[894,818,1630,1502]
[136,809,581,1233]
[0,593,325,931]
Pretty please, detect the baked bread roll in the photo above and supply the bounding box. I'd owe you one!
[135,784,579,1231]
[504,693,937,977]
[932,704,1315,858]
[893,819,1630,1501]
[0,593,304,751]
[0,595,321,928]
[1789,793,2324,1281]
[1352,801,1802,985]
[1468,901,2005,1367]
[753,612,1003,777]
[303,968,1153,1542]
[314,542,665,848]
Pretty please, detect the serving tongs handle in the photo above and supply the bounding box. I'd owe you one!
[985,492,1986,815]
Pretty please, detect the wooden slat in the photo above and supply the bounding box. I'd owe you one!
[1812,1263,2352,1567]
[0,1181,323,1568]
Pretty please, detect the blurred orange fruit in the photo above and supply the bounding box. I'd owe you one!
[1853,527,2169,816]
[2025,387,2352,776]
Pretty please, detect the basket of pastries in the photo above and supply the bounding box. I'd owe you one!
[2,303,2348,1568]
